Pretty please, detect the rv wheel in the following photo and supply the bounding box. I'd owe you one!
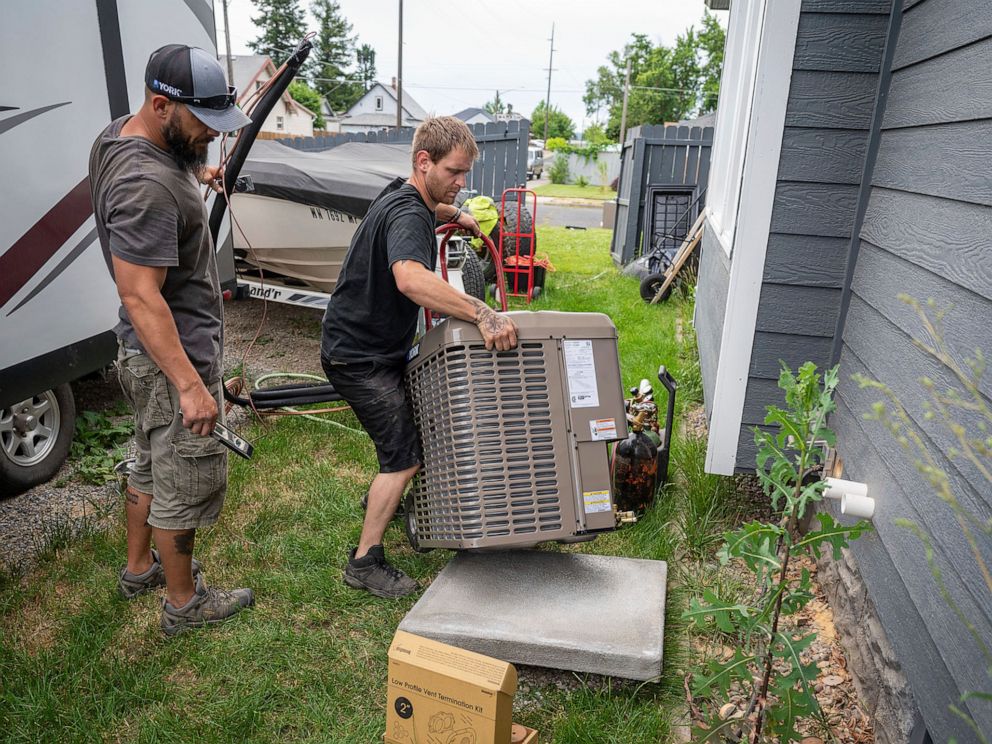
[404,493,432,553]
[0,384,76,498]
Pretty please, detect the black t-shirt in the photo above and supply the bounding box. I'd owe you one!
[321,178,436,364]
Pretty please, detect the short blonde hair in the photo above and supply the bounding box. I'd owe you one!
[411,116,479,166]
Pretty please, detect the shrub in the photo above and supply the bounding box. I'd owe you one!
[549,155,570,185]
[575,175,589,188]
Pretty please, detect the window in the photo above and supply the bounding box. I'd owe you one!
[706,0,767,256]
[375,95,383,111]
[276,115,284,131]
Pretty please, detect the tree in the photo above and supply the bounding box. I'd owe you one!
[310,0,361,114]
[484,91,506,116]
[530,101,575,141]
[355,43,377,93]
[581,122,612,146]
[288,80,326,129]
[583,13,725,139]
[248,0,306,62]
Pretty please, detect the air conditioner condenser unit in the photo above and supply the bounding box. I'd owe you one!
[403,311,628,551]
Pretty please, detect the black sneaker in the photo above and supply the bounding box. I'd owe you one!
[359,492,406,520]
[343,545,418,598]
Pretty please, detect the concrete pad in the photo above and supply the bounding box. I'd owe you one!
[398,550,667,681]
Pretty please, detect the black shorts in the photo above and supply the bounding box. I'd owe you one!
[322,356,422,473]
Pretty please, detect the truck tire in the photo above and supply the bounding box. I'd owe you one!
[0,384,76,498]
[460,248,486,301]
[500,201,534,261]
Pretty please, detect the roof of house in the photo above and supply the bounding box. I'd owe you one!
[227,54,315,120]
[452,107,494,122]
[348,81,428,121]
[339,112,420,128]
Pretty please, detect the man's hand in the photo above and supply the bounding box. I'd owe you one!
[471,299,517,351]
[198,165,225,194]
[179,381,218,437]
[454,210,482,238]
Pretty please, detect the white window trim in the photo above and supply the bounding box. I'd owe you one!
[705,0,801,475]
[375,95,383,111]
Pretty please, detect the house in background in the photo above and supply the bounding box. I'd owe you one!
[696,0,991,741]
[452,107,495,126]
[338,79,427,133]
[228,54,316,137]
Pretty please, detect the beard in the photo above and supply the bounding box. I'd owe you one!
[426,171,458,206]
[162,112,209,174]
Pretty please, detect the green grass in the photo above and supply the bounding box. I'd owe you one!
[531,184,618,201]
[0,226,737,743]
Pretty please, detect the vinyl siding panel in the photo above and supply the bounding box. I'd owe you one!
[696,230,730,417]
[735,1,887,470]
[831,0,992,732]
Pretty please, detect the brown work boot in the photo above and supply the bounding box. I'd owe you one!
[344,545,418,598]
[118,549,202,600]
[160,575,254,636]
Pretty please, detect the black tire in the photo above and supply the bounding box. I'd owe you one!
[640,273,672,303]
[459,248,486,301]
[404,492,432,553]
[0,384,76,498]
[501,202,534,261]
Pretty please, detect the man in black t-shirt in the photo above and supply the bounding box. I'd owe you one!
[321,116,517,598]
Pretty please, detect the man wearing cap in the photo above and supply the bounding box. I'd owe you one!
[89,45,253,635]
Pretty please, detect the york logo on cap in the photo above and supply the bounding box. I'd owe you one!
[152,79,183,97]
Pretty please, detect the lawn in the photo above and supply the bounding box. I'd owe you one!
[0,227,735,743]
[531,184,618,201]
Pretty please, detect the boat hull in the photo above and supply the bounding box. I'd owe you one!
[231,194,360,293]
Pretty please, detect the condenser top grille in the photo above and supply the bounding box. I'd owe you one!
[407,339,566,542]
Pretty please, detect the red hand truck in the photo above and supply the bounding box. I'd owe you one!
[498,188,540,303]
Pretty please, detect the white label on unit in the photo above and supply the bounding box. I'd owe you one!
[563,339,600,408]
[583,490,611,513]
[589,418,617,441]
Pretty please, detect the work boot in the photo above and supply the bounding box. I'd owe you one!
[160,575,255,636]
[344,545,418,598]
[118,549,203,600]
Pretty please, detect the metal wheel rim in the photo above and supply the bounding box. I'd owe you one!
[0,391,61,466]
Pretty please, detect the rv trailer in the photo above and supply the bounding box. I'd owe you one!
[0,1,226,495]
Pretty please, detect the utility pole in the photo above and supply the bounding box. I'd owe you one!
[222,0,234,86]
[543,23,556,141]
[396,0,404,129]
[618,57,632,146]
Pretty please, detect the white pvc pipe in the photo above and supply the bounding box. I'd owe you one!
[824,477,868,500]
[841,492,875,519]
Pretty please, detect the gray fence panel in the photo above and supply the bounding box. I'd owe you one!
[278,120,528,199]
[612,123,713,264]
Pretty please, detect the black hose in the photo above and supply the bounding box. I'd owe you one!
[204,36,345,410]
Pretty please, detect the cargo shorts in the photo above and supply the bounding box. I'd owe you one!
[117,346,228,530]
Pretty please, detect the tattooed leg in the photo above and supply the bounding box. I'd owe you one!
[125,487,154,575]
[153,527,197,607]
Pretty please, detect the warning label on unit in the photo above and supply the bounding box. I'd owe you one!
[589,418,618,441]
[583,490,611,513]
[563,339,600,408]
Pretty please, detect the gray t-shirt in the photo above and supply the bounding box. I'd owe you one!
[89,116,222,383]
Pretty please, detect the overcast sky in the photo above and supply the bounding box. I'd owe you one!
[219,0,726,132]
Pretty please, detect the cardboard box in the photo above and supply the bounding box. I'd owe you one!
[511,723,539,743]
[384,631,517,744]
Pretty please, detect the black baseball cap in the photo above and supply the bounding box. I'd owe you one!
[145,44,251,133]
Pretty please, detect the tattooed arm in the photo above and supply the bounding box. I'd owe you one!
[392,260,518,351]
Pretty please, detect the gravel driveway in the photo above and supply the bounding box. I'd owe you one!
[0,297,327,574]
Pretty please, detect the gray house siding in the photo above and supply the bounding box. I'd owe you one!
[696,229,730,417]
[731,0,891,470]
[831,0,992,734]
